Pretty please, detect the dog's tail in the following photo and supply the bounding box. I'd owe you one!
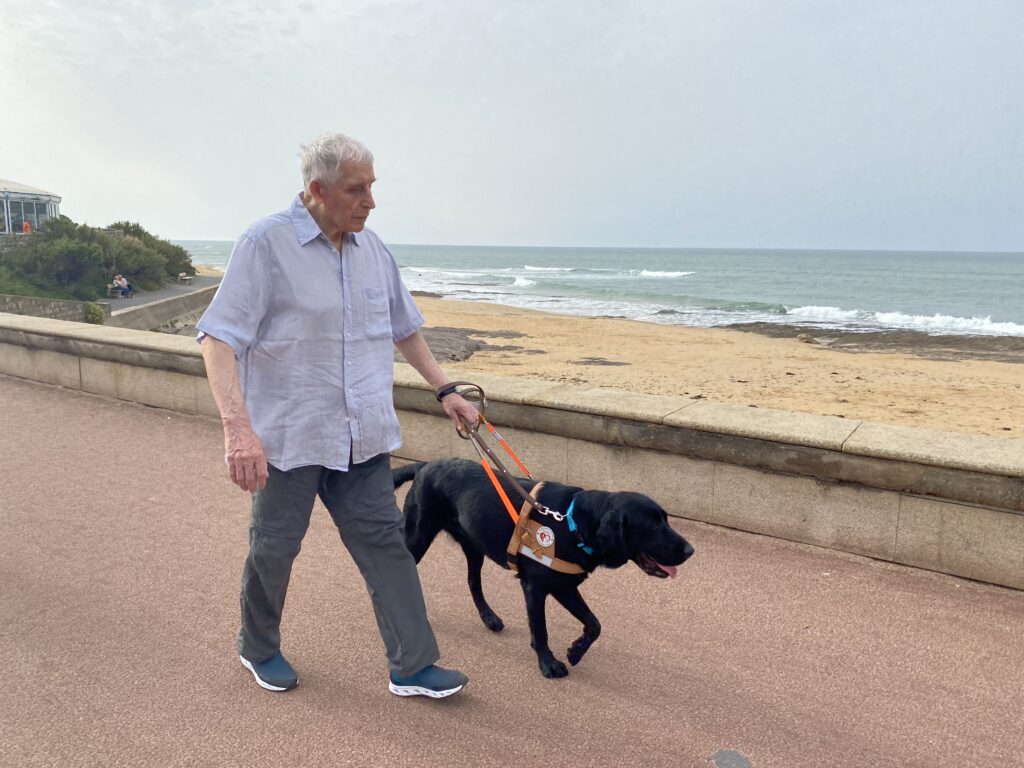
[393,461,427,489]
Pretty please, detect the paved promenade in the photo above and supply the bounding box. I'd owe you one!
[105,273,221,310]
[2,373,1022,768]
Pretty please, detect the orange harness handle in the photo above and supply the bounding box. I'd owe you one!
[484,421,532,477]
[444,381,545,524]
[479,457,520,523]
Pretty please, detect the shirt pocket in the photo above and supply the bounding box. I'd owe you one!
[361,287,392,340]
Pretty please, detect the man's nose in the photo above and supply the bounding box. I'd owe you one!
[364,191,376,209]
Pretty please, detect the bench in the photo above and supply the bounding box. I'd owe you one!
[108,282,133,298]
[177,272,194,285]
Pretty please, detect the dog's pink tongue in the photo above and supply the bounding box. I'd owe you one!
[659,562,678,579]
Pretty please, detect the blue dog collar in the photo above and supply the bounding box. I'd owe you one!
[565,497,594,556]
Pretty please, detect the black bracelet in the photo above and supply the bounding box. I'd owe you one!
[435,383,460,402]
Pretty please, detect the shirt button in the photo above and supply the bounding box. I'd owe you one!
[345,417,350,422]
[347,389,353,393]
[346,361,352,366]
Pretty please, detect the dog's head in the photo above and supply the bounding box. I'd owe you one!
[586,491,695,578]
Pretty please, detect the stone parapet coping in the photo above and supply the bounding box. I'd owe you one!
[392,363,1024,513]
[0,311,204,376]
[2,313,1022,510]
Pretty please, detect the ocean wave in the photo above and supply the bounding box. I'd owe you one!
[404,266,489,278]
[780,305,1024,336]
[400,283,1024,338]
[787,305,861,321]
[513,277,537,287]
[524,265,573,272]
[637,270,696,278]
[872,312,1024,336]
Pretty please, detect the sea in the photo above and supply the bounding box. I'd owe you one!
[173,240,1024,337]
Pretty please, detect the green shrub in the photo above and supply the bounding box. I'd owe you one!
[0,265,49,297]
[113,237,166,290]
[109,220,195,278]
[4,236,107,298]
[42,237,107,288]
[1,216,192,300]
[82,302,106,325]
[37,215,82,242]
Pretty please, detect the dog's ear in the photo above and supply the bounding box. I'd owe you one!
[594,500,630,568]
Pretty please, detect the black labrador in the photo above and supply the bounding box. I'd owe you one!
[394,458,695,678]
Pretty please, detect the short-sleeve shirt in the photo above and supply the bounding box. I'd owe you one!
[196,195,424,471]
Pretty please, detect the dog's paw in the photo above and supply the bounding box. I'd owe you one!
[540,658,569,679]
[567,635,595,666]
[481,613,505,633]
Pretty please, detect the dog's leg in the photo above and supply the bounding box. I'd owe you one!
[402,498,444,564]
[520,579,568,678]
[463,546,504,632]
[552,587,601,666]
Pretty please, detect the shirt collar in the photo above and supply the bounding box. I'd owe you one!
[289,194,361,248]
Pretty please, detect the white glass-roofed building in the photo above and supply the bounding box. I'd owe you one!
[1,179,62,234]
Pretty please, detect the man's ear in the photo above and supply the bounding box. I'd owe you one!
[307,179,326,203]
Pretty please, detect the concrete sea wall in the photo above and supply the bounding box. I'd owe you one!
[0,293,111,323]
[106,286,218,330]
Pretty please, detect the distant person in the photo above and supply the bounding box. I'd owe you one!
[22,219,31,234]
[196,132,479,699]
[114,275,131,298]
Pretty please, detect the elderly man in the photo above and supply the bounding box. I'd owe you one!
[197,133,478,698]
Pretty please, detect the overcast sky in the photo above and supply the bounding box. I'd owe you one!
[3,1,1021,250]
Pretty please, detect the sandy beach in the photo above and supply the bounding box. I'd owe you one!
[190,264,1023,439]
[412,294,1024,440]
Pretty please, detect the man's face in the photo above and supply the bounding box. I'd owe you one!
[317,161,376,235]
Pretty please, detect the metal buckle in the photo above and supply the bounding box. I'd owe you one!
[537,506,566,522]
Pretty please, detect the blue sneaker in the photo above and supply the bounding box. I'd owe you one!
[239,652,298,692]
[388,664,468,698]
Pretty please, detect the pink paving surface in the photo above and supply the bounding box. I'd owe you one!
[2,373,1022,768]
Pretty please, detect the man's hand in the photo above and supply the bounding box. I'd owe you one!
[441,392,481,433]
[201,335,267,491]
[224,421,269,492]
[393,331,482,432]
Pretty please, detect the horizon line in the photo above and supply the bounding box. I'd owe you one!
[168,238,1024,256]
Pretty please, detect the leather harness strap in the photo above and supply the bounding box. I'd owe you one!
[507,483,586,576]
[441,381,588,576]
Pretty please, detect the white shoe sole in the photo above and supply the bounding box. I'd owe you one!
[388,681,466,698]
[239,655,296,692]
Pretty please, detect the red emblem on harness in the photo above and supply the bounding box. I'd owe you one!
[536,526,555,548]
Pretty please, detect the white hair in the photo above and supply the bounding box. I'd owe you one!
[299,133,374,191]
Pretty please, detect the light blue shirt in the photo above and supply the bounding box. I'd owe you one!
[197,195,424,472]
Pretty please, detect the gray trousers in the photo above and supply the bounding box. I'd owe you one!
[237,453,440,677]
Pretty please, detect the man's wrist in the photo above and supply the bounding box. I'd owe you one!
[434,383,460,402]
[222,414,254,432]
